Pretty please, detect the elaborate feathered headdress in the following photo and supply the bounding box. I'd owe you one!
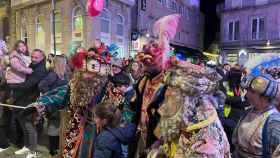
[71,51,88,70]
[137,14,181,70]
[71,50,108,70]
[153,14,181,69]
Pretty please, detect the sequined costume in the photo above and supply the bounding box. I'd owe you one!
[62,71,108,158]
[147,64,231,158]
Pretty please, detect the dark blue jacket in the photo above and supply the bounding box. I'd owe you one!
[94,123,137,158]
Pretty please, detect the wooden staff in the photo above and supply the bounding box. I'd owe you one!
[0,103,27,109]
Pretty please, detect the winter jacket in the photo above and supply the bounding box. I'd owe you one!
[94,123,137,158]
[224,96,250,128]
[10,59,47,106]
[5,51,32,84]
[38,70,70,94]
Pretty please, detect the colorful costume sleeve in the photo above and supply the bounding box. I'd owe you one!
[37,85,69,108]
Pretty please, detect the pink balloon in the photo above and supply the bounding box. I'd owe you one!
[87,0,105,17]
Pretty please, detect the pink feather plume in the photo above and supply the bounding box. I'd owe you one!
[153,14,181,70]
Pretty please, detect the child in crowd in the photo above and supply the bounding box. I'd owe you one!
[5,40,32,84]
[93,101,136,158]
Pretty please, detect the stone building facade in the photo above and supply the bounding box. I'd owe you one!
[219,0,280,65]
[0,0,10,43]
[10,0,134,57]
[131,0,204,57]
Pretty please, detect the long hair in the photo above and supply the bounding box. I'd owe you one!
[13,40,29,55]
[53,56,67,80]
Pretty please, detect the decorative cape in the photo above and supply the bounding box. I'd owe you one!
[148,62,230,158]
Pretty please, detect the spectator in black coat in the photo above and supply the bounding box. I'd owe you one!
[8,49,47,156]
[222,67,250,153]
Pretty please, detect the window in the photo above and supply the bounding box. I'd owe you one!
[158,0,167,6]
[232,0,242,8]
[256,0,268,5]
[171,0,177,10]
[20,17,28,45]
[51,10,62,54]
[21,27,28,45]
[100,9,110,33]
[72,7,83,42]
[116,15,125,58]
[178,6,183,15]
[183,7,189,20]
[228,20,240,41]
[252,17,265,40]
[141,0,147,11]
[35,15,45,50]
[100,9,111,45]
[116,15,124,36]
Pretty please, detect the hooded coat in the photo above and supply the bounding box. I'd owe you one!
[94,123,137,158]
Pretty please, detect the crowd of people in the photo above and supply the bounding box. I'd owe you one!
[260,67,280,81]
[0,14,280,158]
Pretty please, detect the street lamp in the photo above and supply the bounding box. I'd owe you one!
[52,0,56,55]
[266,40,271,46]
[145,33,150,38]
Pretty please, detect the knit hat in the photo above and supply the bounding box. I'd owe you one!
[248,75,278,99]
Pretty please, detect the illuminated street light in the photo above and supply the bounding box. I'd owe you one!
[239,49,247,56]
[145,33,150,38]
[238,49,248,65]
[266,40,271,46]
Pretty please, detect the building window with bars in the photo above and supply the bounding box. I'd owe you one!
[171,0,177,10]
[158,0,167,6]
[116,15,125,58]
[252,17,265,40]
[100,9,111,45]
[21,27,28,45]
[51,10,62,54]
[255,0,268,5]
[72,6,84,43]
[228,20,240,41]
[35,15,45,50]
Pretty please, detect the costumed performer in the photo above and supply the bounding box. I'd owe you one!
[147,61,231,158]
[232,75,280,158]
[131,14,230,158]
[26,50,110,158]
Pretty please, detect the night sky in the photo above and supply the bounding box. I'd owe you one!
[200,0,224,51]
